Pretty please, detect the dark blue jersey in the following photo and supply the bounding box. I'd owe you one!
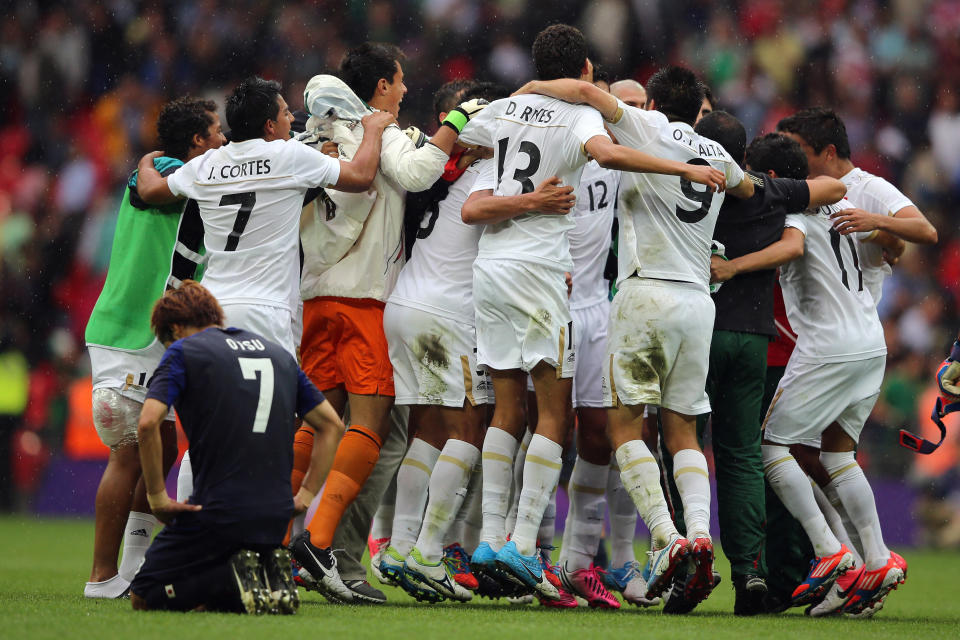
[147,327,325,533]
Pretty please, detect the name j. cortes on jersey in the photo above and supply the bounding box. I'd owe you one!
[205,159,272,180]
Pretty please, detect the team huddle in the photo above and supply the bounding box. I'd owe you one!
[82,23,941,618]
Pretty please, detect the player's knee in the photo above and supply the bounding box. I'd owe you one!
[92,388,141,451]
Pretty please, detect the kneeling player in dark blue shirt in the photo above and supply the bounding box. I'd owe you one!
[130,281,344,614]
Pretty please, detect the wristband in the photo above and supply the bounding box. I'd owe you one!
[147,490,169,508]
[441,109,469,135]
[296,487,316,506]
[949,340,960,362]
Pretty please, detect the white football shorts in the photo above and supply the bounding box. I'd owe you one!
[762,355,886,446]
[222,302,296,358]
[473,258,574,377]
[384,301,492,407]
[602,277,713,415]
[88,343,175,423]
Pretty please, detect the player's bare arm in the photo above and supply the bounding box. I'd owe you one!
[830,205,938,244]
[806,175,847,208]
[513,78,619,121]
[711,227,804,283]
[137,397,201,524]
[461,177,575,225]
[293,399,346,513]
[333,111,395,192]
[584,135,727,192]
[726,174,755,199]
[136,151,180,204]
[865,229,906,266]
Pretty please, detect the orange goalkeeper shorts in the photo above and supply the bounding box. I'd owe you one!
[301,296,395,396]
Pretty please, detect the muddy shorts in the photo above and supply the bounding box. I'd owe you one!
[473,258,574,378]
[383,301,491,407]
[602,277,713,414]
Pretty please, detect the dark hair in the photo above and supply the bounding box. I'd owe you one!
[645,65,705,126]
[225,76,282,142]
[593,64,611,86]
[702,84,716,111]
[745,133,809,179]
[151,280,224,345]
[339,42,405,103]
[460,81,510,104]
[432,79,477,122]
[694,110,746,165]
[532,24,588,81]
[156,97,217,161]
[776,107,851,159]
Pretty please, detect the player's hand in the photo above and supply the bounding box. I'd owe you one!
[361,111,396,132]
[148,492,201,525]
[682,165,726,192]
[320,141,339,158]
[882,237,905,266]
[565,272,573,298]
[939,360,960,400]
[404,126,428,148]
[830,208,880,235]
[710,254,737,283]
[531,176,576,214]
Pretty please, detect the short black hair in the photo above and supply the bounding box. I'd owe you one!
[460,81,510,104]
[157,96,217,161]
[593,64,611,87]
[225,76,282,143]
[745,133,809,180]
[694,110,746,165]
[432,79,477,123]
[776,107,851,159]
[702,84,717,111]
[532,24,588,81]
[339,42,405,103]
[645,65,705,126]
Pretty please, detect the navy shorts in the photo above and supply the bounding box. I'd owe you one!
[130,511,287,598]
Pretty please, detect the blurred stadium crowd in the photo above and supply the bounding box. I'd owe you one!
[1,0,960,543]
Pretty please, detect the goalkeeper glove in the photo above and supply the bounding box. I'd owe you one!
[404,125,428,148]
[938,341,960,399]
[441,98,489,134]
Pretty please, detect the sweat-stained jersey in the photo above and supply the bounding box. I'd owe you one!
[569,160,618,308]
[388,158,488,325]
[609,101,744,289]
[459,94,610,271]
[167,138,341,313]
[781,201,886,364]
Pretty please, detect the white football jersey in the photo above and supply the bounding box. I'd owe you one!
[459,94,609,271]
[840,167,914,308]
[569,161,618,308]
[609,101,744,289]
[167,138,340,312]
[781,201,886,364]
[389,158,488,324]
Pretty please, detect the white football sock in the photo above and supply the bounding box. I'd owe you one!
[816,480,864,566]
[84,574,130,599]
[539,489,557,551]
[176,451,192,503]
[505,429,532,534]
[117,511,157,582]
[763,444,841,557]
[672,448,712,539]
[511,434,563,556]
[390,438,440,556]
[416,439,479,562]
[615,440,677,549]
[480,427,519,550]
[820,451,889,570]
[559,457,608,571]
[447,461,481,548]
[607,459,639,567]
[369,475,397,542]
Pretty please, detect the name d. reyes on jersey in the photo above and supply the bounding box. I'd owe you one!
[503,100,555,124]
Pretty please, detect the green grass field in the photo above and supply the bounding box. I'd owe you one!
[1,516,958,639]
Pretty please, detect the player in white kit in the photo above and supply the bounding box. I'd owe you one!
[774,108,934,616]
[136,76,394,356]
[760,197,906,615]
[459,28,728,601]
[513,65,754,607]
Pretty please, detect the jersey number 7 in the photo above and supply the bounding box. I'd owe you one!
[220,192,257,251]
[238,357,274,433]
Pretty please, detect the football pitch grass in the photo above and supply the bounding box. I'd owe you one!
[2,517,958,639]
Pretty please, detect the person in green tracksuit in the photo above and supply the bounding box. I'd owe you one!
[83,97,225,599]
[658,121,847,615]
